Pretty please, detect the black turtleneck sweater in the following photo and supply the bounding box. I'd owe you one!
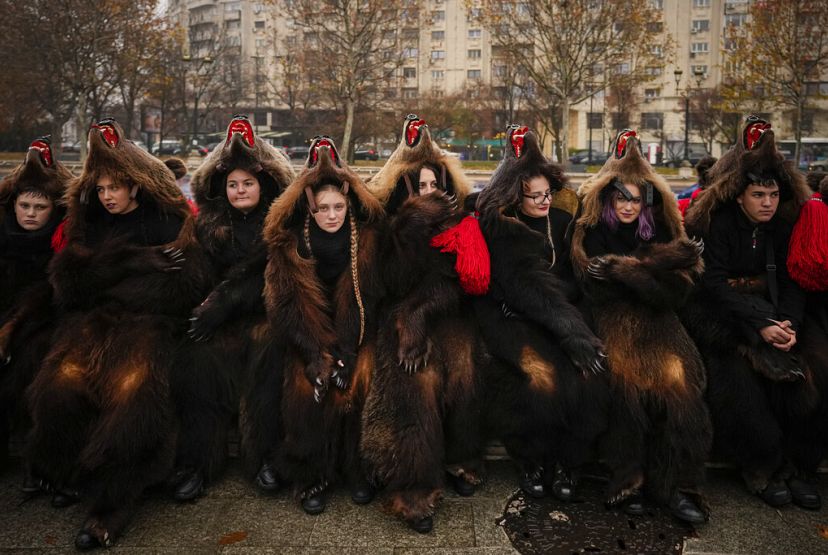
[86,202,183,248]
[582,218,672,258]
[701,202,805,331]
[0,214,62,315]
[514,207,572,267]
[227,202,267,267]
[296,216,351,292]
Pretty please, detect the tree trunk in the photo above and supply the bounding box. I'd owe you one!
[342,97,355,163]
[794,99,803,167]
[76,100,88,163]
[559,103,569,166]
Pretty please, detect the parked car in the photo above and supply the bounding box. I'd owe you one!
[287,145,309,160]
[151,140,184,156]
[569,150,608,164]
[60,141,81,152]
[807,157,828,171]
[353,148,379,161]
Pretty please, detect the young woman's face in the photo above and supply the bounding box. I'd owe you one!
[520,175,552,218]
[613,183,642,224]
[313,189,348,233]
[226,169,261,214]
[737,182,780,223]
[96,175,138,215]
[14,192,54,231]
[418,167,438,196]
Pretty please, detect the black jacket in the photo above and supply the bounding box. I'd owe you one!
[701,202,805,331]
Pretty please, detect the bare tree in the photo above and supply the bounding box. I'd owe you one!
[722,0,828,164]
[273,0,413,160]
[477,0,673,163]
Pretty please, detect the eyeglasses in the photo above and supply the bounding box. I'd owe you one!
[523,190,553,205]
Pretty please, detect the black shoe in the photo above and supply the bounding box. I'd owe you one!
[520,469,545,499]
[669,492,706,524]
[74,529,100,551]
[622,495,646,516]
[550,468,574,502]
[301,494,326,515]
[788,478,822,510]
[173,469,204,502]
[449,474,476,497]
[51,489,80,508]
[20,472,43,494]
[255,463,282,493]
[350,480,375,505]
[758,481,792,508]
[410,516,433,533]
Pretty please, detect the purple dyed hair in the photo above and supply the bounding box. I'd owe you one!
[600,189,655,241]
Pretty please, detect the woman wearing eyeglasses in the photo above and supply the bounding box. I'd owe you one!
[471,125,609,504]
[570,129,711,525]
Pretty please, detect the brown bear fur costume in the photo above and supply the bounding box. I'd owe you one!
[0,137,71,470]
[169,116,294,499]
[25,119,211,548]
[571,129,711,516]
[682,116,827,506]
[262,136,384,509]
[471,125,610,500]
[360,114,486,532]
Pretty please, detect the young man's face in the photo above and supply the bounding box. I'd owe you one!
[737,182,780,223]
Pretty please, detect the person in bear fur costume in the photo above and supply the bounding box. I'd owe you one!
[360,114,487,533]
[683,115,825,510]
[570,129,711,524]
[261,136,383,515]
[0,136,71,473]
[169,116,294,501]
[24,118,211,549]
[469,124,610,503]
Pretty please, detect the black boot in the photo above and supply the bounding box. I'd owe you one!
[758,480,792,508]
[550,467,575,502]
[519,466,545,498]
[787,477,822,510]
[668,492,706,524]
[51,488,80,508]
[301,482,328,515]
[410,516,433,533]
[74,529,100,551]
[173,469,204,502]
[350,479,375,505]
[448,473,476,497]
[255,463,282,493]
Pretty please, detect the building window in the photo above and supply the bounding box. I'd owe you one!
[691,42,709,53]
[651,45,663,57]
[614,62,630,74]
[645,66,662,76]
[692,65,708,76]
[384,88,397,99]
[649,0,663,9]
[468,49,481,59]
[493,64,507,77]
[431,70,444,79]
[692,19,709,32]
[468,7,481,19]
[467,69,482,79]
[468,29,481,39]
[646,22,663,33]
[432,30,445,40]
[431,50,445,60]
[403,88,418,99]
[725,14,747,27]
[254,20,265,29]
[640,112,664,130]
[403,47,418,58]
[644,88,660,99]
[693,0,710,7]
[225,2,241,11]
[587,112,603,130]
[255,38,266,48]
[403,67,416,78]
[432,10,445,22]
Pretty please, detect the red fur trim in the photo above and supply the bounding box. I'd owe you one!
[187,199,199,215]
[51,219,68,252]
[430,214,490,295]
[788,193,828,291]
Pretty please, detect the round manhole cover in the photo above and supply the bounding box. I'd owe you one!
[498,478,697,554]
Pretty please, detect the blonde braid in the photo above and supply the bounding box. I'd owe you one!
[303,212,313,257]
[349,205,366,346]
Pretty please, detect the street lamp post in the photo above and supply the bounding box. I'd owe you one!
[182,54,213,152]
[588,89,594,164]
[673,67,705,166]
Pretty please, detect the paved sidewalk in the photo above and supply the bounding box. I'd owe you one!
[0,458,826,553]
